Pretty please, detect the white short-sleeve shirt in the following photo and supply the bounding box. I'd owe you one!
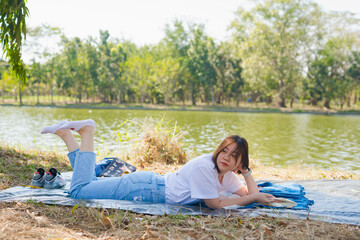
[164,154,244,205]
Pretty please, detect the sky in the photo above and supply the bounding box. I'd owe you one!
[21,0,360,62]
[26,0,360,45]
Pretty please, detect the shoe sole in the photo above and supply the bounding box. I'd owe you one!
[30,181,45,188]
[43,182,66,189]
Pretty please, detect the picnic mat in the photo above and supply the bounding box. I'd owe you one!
[0,172,359,226]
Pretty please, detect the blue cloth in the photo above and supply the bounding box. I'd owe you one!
[68,150,165,203]
[94,158,114,176]
[240,182,314,210]
[95,158,137,177]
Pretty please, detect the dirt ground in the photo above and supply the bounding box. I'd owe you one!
[0,201,359,240]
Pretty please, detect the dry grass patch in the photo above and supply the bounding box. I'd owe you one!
[249,158,360,180]
[1,201,359,240]
[0,144,72,190]
[123,117,188,167]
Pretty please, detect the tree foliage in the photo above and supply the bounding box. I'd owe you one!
[0,0,29,85]
[2,0,359,109]
[231,0,323,107]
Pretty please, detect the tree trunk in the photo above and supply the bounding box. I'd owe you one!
[191,88,196,106]
[346,95,351,108]
[290,97,294,108]
[117,89,121,104]
[278,97,286,108]
[211,86,215,106]
[277,90,286,108]
[309,98,317,106]
[354,92,358,104]
[85,86,89,103]
[324,98,331,109]
[265,96,272,104]
[199,88,205,103]
[37,83,40,105]
[2,83,4,103]
[0,72,3,103]
[18,79,23,105]
[50,83,54,105]
[236,95,240,107]
[277,79,286,108]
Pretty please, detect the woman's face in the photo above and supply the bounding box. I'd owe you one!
[216,142,240,174]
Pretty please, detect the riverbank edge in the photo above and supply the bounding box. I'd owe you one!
[2,103,360,115]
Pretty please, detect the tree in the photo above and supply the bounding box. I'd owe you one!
[347,51,360,105]
[108,43,128,104]
[186,24,217,105]
[61,36,85,103]
[306,37,355,109]
[82,37,100,103]
[231,0,321,107]
[0,59,10,102]
[0,0,29,85]
[28,60,42,104]
[127,47,155,104]
[163,20,191,104]
[214,42,244,106]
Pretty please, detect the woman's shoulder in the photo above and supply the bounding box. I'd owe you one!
[188,153,214,168]
[192,153,213,162]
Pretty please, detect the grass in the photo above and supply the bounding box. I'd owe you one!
[0,144,71,190]
[125,117,188,166]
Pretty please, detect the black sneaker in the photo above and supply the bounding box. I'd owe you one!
[30,168,46,187]
[43,168,66,189]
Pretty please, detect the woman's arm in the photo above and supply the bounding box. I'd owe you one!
[203,168,276,209]
[204,192,275,209]
[233,168,259,196]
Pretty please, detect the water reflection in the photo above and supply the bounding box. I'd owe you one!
[0,106,359,171]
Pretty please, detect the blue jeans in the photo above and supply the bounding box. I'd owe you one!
[68,149,165,203]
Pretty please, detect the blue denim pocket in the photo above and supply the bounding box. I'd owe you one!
[128,172,153,185]
[152,174,165,203]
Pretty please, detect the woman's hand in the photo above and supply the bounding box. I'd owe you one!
[237,166,249,174]
[254,192,276,204]
[204,192,277,209]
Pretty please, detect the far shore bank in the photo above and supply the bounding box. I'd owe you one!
[2,103,360,115]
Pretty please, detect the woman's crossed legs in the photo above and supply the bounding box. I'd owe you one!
[41,119,165,203]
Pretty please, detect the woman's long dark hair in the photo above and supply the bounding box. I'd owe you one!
[212,135,249,174]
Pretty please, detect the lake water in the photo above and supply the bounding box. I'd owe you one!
[1,106,359,172]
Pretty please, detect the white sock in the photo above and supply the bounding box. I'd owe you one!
[41,120,68,134]
[59,119,95,132]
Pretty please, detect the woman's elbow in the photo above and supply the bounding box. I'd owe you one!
[205,204,221,210]
[204,200,222,209]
